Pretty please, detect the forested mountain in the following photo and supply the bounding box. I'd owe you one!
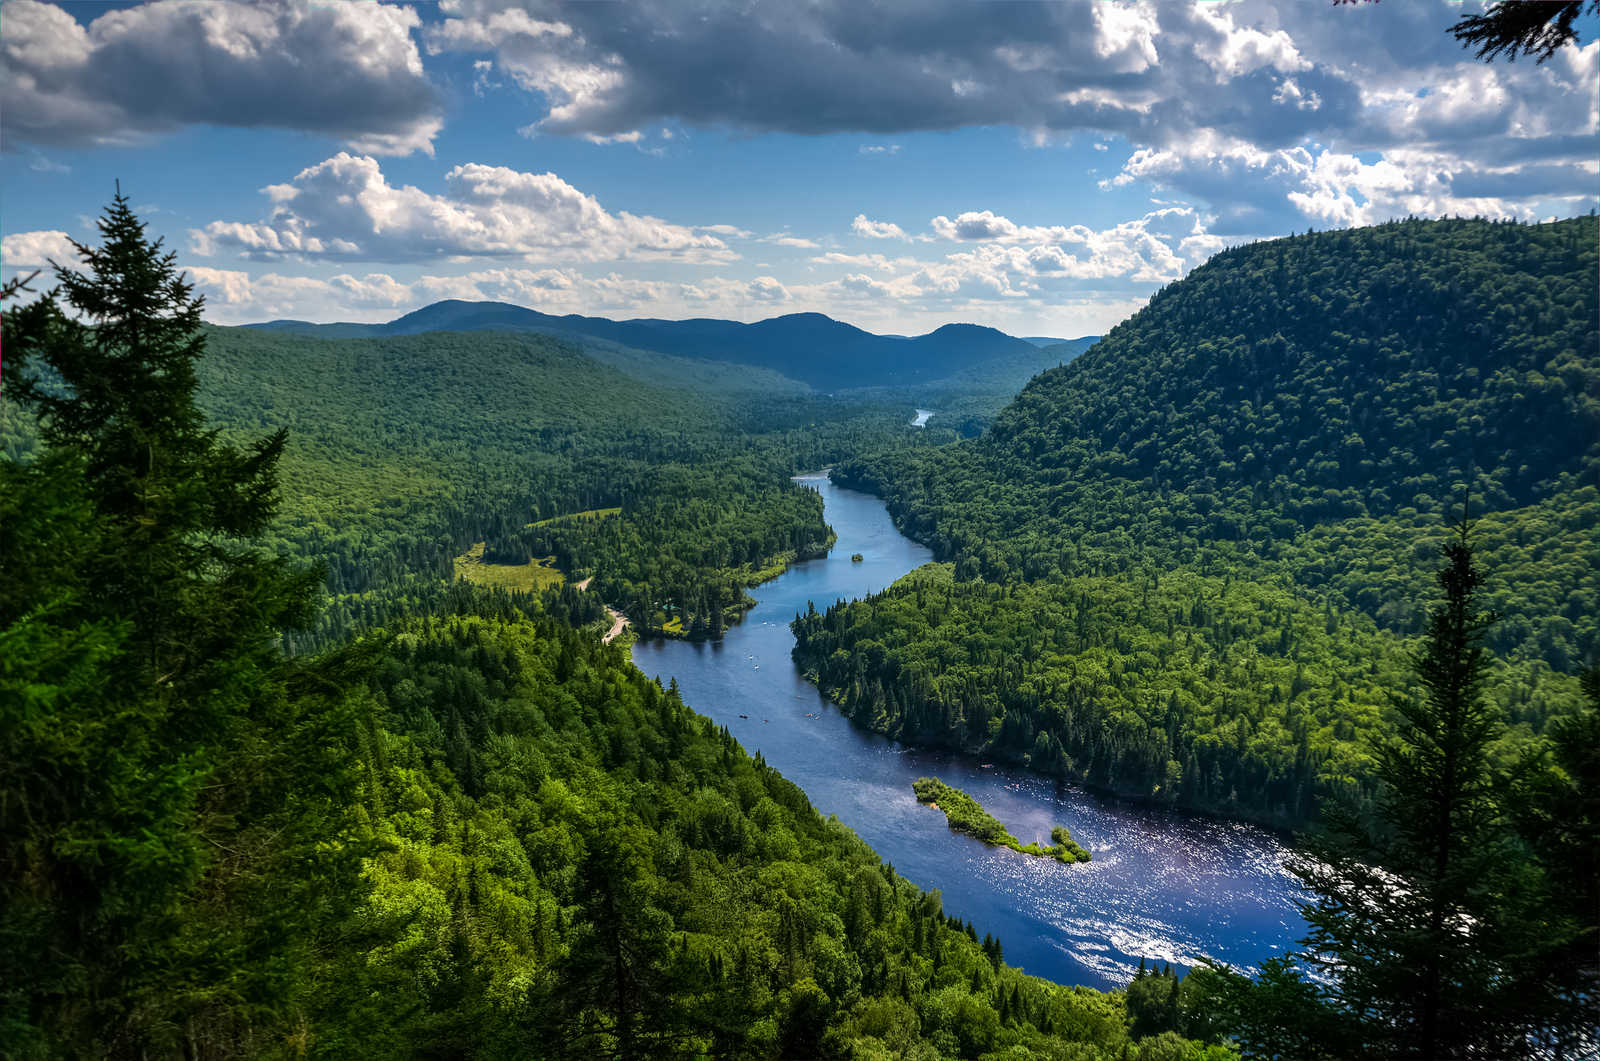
[249,300,1045,389]
[859,336,1100,439]
[1,192,1243,1061]
[2,321,941,650]
[807,215,1598,827]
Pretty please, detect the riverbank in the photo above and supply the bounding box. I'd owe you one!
[630,477,1304,990]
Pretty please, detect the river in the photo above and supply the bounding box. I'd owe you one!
[632,474,1306,991]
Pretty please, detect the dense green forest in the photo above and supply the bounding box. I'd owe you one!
[192,326,913,649]
[809,216,1597,827]
[0,314,952,652]
[2,191,1262,1061]
[793,561,1579,828]
[304,608,1209,1060]
[797,564,1406,827]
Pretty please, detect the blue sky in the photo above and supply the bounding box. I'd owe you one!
[3,0,1596,336]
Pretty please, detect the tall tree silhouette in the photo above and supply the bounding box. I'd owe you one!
[0,192,367,1056]
[1205,511,1585,1057]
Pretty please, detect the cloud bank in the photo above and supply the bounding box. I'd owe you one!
[1,229,78,267]
[433,0,1596,225]
[2,0,442,154]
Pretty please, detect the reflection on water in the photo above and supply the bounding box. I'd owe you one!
[632,476,1306,990]
[911,408,935,427]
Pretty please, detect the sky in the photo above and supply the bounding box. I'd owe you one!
[2,0,1596,337]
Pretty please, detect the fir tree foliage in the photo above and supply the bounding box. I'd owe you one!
[1451,0,1595,63]
[1212,517,1592,1058]
[1,192,367,1056]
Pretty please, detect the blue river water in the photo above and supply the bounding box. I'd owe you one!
[632,474,1306,991]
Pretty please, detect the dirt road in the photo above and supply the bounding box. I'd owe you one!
[572,574,627,642]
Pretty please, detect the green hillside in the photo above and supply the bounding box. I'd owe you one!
[4,324,942,649]
[811,216,1598,825]
[301,608,1206,1059]
[2,198,1235,1059]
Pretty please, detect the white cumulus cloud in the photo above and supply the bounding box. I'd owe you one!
[1,229,79,267]
[190,153,736,265]
[852,215,911,241]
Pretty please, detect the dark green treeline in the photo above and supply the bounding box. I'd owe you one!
[0,197,1239,1058]
[801,216,1597,828]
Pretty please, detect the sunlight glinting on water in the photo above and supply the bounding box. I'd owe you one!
[633,475,1308,991]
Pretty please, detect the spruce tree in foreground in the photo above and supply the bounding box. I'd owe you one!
[0,194,367,1056]
[1202,515,1586,1058]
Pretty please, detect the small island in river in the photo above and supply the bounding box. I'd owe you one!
[913,777,1090,863]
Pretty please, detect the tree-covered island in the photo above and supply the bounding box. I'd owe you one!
[913,777,1091,863]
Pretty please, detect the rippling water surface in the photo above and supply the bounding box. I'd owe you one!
[633,475,1306,990]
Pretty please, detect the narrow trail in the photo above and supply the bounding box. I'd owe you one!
[574,576,593,591]
[602,607,629,644]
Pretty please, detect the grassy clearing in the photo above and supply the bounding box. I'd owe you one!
[453,542,566,593]
[528,506,621,528]
[912,777,1089,864]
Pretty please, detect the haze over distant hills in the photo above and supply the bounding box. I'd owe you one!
[247,300,1079,389]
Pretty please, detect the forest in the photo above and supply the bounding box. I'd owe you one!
[812,216,1597,826]
[3,193,1594,1060]
[0,196,1248,1059]
[0,303,954,652]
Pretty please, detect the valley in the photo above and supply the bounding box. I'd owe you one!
[4,205,1594,1060]
[633,477,1303,992]
[5,2,1596,1055]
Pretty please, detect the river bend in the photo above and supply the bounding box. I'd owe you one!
[633,474,1306,991]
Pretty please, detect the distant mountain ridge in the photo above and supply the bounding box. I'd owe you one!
[247,300,1045,389]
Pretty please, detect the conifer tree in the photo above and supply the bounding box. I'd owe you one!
[1212,514,1581,1057]
[545,810,694,1060]
[0,193,367,1055]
